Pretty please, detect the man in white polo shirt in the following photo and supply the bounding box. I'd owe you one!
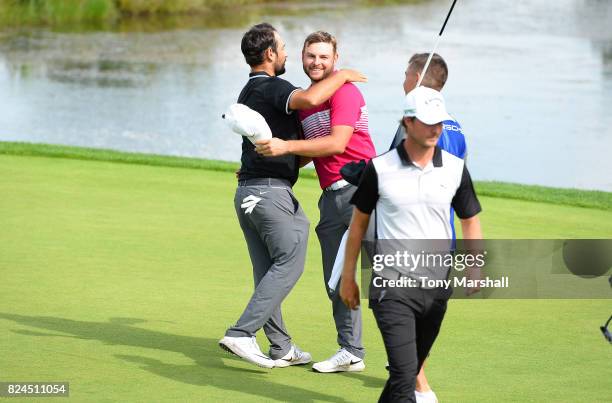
[339,86,482,402]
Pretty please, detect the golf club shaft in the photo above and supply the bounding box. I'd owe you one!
[417,0,459,88]
[440,0,458,36]
[416,36,441,88]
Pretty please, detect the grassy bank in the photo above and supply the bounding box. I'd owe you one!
[0,0,284,28]
[0,152,610,402]
[0,0,424,28]
[1,141,610,211]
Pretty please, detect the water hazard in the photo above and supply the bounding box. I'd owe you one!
[0,0,610,190]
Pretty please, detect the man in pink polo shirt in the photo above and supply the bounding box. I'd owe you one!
[256,31,376,373]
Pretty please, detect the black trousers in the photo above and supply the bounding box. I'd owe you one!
[370,285,450,403]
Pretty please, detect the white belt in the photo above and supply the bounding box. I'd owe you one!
[325,179,350,191]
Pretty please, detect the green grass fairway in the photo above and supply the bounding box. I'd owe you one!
[1,153,611,402]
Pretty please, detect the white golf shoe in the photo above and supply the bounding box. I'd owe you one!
[219,336,274,369]
[273,344,312,368]
[415,390,438,403]
[312,348,365,373]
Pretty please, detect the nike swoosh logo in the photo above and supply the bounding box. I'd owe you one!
[259,191,269,195]
[349,360,362,365]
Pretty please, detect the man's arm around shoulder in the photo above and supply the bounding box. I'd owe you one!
[257,79,363,158]
[288,69,366,110]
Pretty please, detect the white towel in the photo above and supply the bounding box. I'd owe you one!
[222,103,272,144]
[328,230,349,291]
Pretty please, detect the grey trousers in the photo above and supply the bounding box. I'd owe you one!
[316,184,365,359]
[226,182,310,359]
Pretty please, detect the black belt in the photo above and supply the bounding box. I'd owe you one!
[238,178,292,187]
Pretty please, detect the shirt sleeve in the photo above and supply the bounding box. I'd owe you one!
[350,159,379,214]
[264,78,301,115]
[452,164,482,219]
[330,83,363,128]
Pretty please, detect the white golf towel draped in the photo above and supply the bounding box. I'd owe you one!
[328,230,349,292]
[223,103,272,144]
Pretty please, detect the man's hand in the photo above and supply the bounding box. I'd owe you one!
[340,277,360,310]
[339,69,367,83]
[460,216,483,296]
[339,209,370,310]
[255,138,290,157]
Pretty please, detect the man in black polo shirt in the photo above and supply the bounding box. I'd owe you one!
[339,86,482,401]
[219,23,366,369]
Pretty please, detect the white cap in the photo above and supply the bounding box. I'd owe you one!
[403,86,451,125]
[222,103,272,145]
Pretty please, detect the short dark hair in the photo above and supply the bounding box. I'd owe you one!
[302,31,337,53]
[408,53,448,90]
[241,23,278,67]
[399,116,415,129]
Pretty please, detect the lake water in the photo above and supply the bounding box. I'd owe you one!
[1,0,611,191]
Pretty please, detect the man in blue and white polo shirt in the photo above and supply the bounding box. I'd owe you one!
[340,86,482,402]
